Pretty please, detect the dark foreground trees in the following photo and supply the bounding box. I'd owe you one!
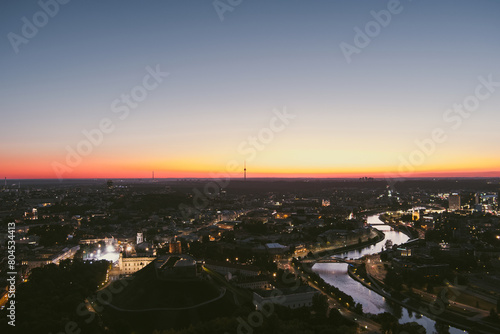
[0,259,109,333]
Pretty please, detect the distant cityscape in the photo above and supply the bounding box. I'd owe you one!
[1,178,500,333]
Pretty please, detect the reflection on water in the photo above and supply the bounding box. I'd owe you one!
[314,262,388,314]
[333,215,410,259]
[313,214,463,334]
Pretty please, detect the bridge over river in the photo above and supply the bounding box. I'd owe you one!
[301,257,362,265]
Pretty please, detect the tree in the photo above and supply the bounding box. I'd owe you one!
[384,268,402,291]
[376,312,398,334]
[312,293,329,317]
[0,260,109,333]
[489,308,499,320]
[398,322,426,334]
[434,320,450,334]
[27,224,74,246]
[389,301,403,320]
[353,302,363,315]
[380,252,389,262]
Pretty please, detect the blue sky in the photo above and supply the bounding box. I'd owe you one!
[1,0,500,178]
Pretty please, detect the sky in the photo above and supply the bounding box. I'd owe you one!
[1,0,500,179]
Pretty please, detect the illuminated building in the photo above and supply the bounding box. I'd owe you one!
[448,193,461,211]
[118,253,155,276]
[137,232,144,244]
[169,240,182,254]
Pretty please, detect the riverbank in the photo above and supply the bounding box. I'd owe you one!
[309,228,385,260]
[347,263,498,334]
[378,214,419,240]
[291,260,381,332]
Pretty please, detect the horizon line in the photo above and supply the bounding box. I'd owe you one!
[3,176,500,181]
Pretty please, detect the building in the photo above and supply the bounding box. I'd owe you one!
[169,240,182,254]
[448,194,461,211]
[498,188,500,210]
[20,245,80,275]
[392,258,449,279]
[392,258,414,273]
[413,264,449,278]
[275,212,291,219]
[155,255,200,279]
[21,258,53,274]
[79,236,115,245]
[265,243,289,258]
[137,232,144,244]
[475,193,482,205]
[118,253,156,276]
[253,286,318,310]
[397,247,412,257]
[216,221,238,230]
[230,274,272,290]
[51,245,80,264]
[294,244,308,256]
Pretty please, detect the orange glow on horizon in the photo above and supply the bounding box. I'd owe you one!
[2,166,500,180]
[2,150,500,179]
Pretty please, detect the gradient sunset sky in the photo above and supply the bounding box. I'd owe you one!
[1,0,500,179]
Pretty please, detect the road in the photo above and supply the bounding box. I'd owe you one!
[291,262,380,333]
[365,255,490,320]
[361,256,498,334]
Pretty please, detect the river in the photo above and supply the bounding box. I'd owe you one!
[312,214,464,334]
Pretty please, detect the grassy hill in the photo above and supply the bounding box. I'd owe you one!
[101,262,238,333]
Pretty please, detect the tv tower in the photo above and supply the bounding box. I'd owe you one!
[244,161,246,181]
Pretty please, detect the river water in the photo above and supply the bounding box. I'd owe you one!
[312,215,463,334]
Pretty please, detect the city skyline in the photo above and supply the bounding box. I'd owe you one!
[2,0,500,179]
